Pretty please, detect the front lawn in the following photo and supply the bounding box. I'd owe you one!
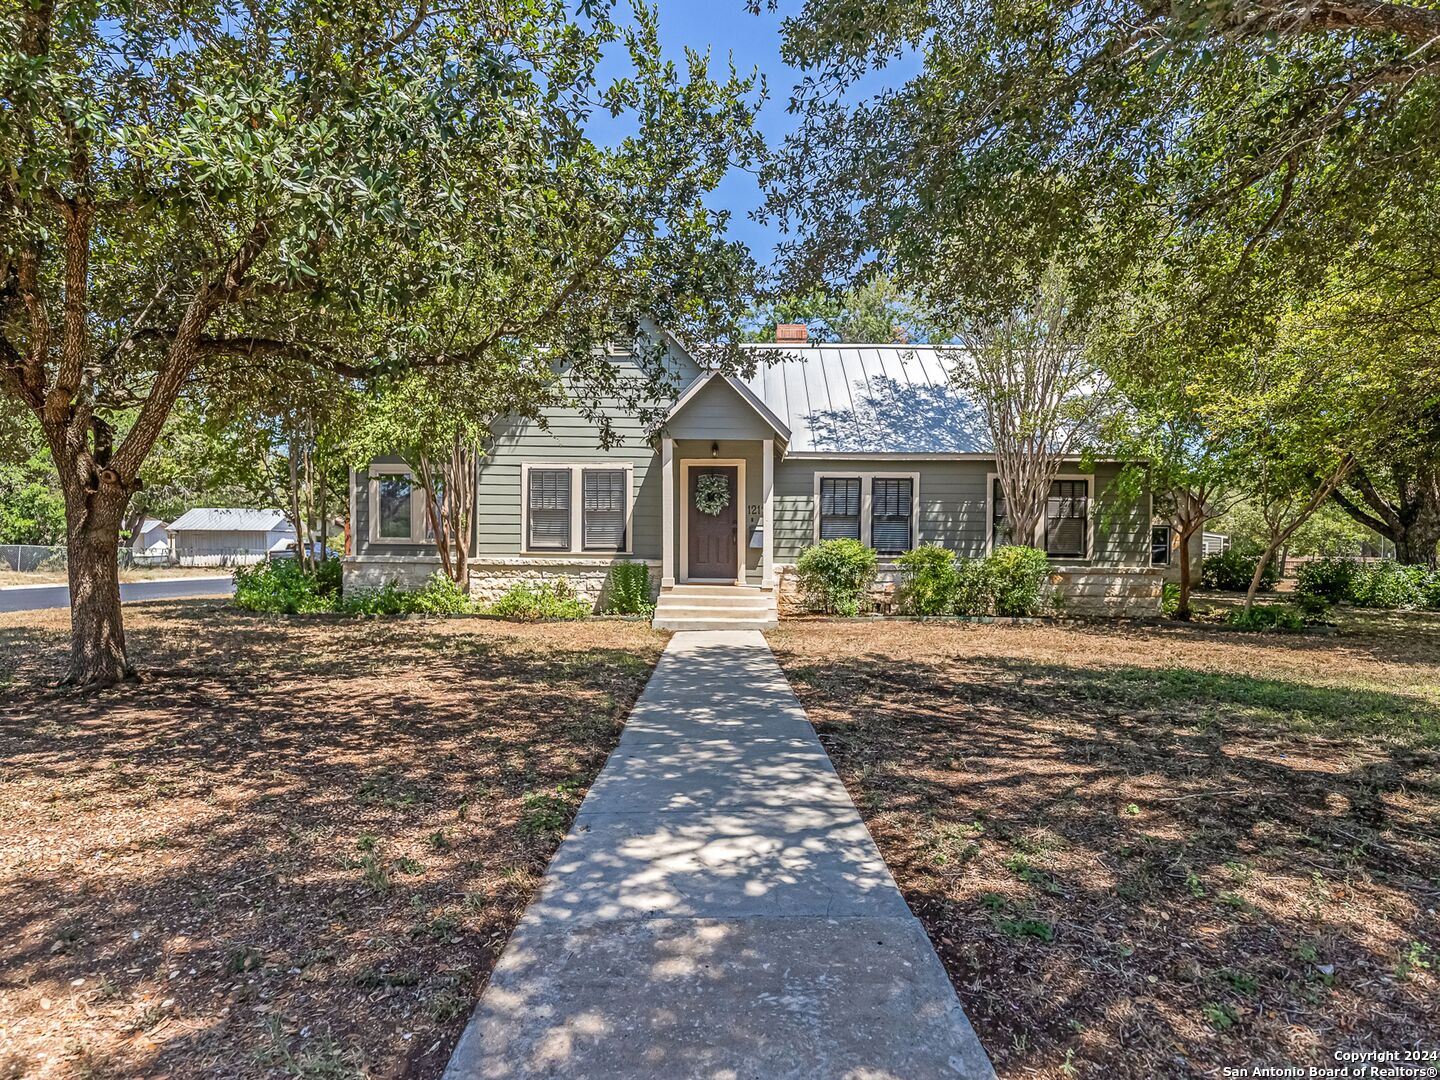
[770,614,1440,1079]
[0,603,664,1079]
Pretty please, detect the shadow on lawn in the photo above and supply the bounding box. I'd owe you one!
[0,602,662,1079]
[777,648,1440,1079]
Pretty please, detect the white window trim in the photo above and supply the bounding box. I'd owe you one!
[985,472,1095,561]
[812,471,921,557]
[519,463,635,556]
[368,464,428,545]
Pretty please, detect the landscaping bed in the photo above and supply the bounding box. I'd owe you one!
[0,601,665,1079]
[770,615,1440,1079]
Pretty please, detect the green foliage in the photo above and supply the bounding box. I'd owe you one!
[1200,543,1279,593]
[232,559,341,615]
[1348,562,1430,610]
[795,539,879,616]
[953,557,994,616]
[343,573,475,616]
[986,545,1051,617]
[1296,557,1356,612]
[1225,605,1304,633]
[484,581,591,621]
[1161,581,1181,618]
[742,273,941,343]
[601,562,654,616]
[895,544,961,615]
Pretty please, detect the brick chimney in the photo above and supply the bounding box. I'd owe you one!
[774,323,808,344]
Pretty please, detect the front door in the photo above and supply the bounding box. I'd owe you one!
[688,466,738,580]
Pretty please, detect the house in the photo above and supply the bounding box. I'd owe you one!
[166,509,296,567]
[344,328,1163,626]
[129,518,170,564]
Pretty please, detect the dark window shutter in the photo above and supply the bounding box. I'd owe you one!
[872,478,913,555]
[583,469,627,551]
[819,477,861,540]
[528,469,571,550]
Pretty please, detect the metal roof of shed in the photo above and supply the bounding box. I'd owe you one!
[736,344,990,455]
[167,508,292,532]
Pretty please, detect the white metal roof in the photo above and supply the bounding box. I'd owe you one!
[736,344,990,454]
[167,508,292,533]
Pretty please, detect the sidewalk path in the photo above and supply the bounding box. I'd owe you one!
[0,576,234,613]
[445,630,995,1079]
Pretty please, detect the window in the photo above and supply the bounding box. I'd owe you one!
[583,469,627,551]
[871,478,913,555]
[991,479,1010,548]
[988,475,1091,556]
[522,464,633,553]
[369,466,426,544]
[1151,525,1172,566]
[527,468,572,550]
[819,477,862,540]
[377,475,413,538]
[1045,479,1089,557]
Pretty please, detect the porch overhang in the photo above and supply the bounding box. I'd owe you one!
[664,370,792,445]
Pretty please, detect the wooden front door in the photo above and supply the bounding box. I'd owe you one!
[687,466,738,580]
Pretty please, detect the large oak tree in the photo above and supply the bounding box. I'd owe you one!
[2,0,761,685]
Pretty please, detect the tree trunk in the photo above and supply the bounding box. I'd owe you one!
[63,488,133,686]
[1176,523,1196,620]
[1243,538,1281,612]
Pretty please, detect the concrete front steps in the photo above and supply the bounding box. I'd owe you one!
[651,583,778,631]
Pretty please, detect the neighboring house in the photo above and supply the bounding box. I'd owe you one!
[167,509,296,567]
[1202,532,1231,559]
[129,518,171,564]
[345,327,1163,627]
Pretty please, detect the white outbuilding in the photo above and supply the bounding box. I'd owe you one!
[166,509,295,567]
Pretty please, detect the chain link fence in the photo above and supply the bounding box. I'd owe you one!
[0,544,68,573]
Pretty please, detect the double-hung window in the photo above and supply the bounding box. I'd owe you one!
[368,465,427,544]
[582,469,627,551]
[1045,480,1088,558]
[871,478,913,556]
[818,477,862,540]
[1151,525,1172,566]
[527,468,572,551]
[989,476,1091,557]
[524,465,631,553]
[816,474,917,555]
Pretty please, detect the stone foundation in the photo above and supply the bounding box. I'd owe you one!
[342,556,661,611]
[774,562,1162,618]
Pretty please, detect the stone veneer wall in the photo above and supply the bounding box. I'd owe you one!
[773,563,1163,618]
[342,556,661,611]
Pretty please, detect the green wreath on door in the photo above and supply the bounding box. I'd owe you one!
[694,474,731,516]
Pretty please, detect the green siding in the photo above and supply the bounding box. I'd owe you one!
[667,378,779,441]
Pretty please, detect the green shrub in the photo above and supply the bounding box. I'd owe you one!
[341,572,474,615]
[795,538,878,616]
[952,557,993,616]
[1422,572,1440,611]
[1200,542,1278,592]
[602,562,654,616]
[987,545,1051,617]
[232,558,340,614]
[1225,604,1304,632]
[1348,561,1428,609]
[895,544,960,615]
[485,580,591,620]
[1161,581,1180,618]
[1296,557,1356,609]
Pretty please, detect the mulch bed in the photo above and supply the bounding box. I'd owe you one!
[0,602,665,1079]
[770,614,1440,1080]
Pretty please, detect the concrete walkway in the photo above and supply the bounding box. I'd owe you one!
[444,631,995,1080]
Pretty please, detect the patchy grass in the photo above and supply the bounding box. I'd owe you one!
[770,615,1440,1079]
[0,601,664,1079]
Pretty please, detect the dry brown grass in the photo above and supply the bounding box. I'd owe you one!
[770,614,1440,1080]
[0,567,233,587]
[0,602,665,1079]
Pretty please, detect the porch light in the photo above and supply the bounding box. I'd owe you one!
[710,441,719,458]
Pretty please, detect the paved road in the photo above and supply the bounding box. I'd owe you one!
[0,576,234,613]
[445,630,995,1080]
